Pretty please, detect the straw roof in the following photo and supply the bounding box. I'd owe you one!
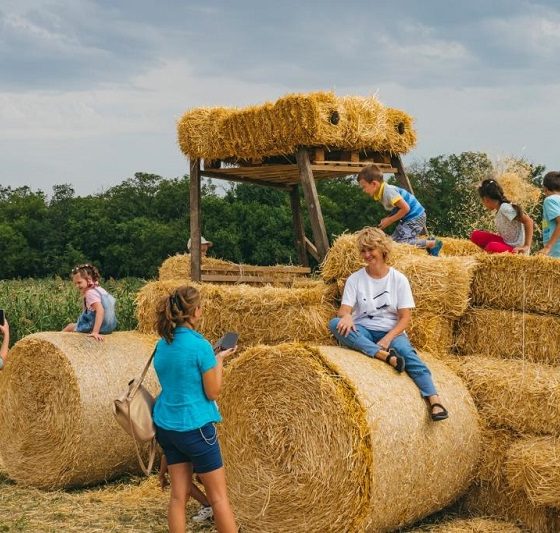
[0,332,159,489]
[136,280,335,347]
[219,343,480,532]
[455,307,560,365]
[471,254,560,315]
[177,91,417,161]
[454,356,560,436]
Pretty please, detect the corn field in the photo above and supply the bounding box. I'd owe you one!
[0,277,145,345]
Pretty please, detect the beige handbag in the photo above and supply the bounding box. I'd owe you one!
[113,348,157,475]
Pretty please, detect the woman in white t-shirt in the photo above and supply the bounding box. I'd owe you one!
[470,179,534,254]
[328,227,448,421]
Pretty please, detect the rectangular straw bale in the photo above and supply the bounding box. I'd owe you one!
[506,436,560,509]
[177,92,416,161]
[136,280,336,347]
[440,237,482,257]
[407,312,455,355]
[471,254,560,314]
[454,356,560,436]
[455,308,560,365]
[476,425,517,486]
[462,480,560,533]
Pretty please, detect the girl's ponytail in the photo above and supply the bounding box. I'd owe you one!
[478,179,524,220]
[156,285,201,343]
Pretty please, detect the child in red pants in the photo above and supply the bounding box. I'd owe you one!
[470,179,534,254]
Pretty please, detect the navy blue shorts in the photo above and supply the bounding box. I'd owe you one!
[155,423,223,474]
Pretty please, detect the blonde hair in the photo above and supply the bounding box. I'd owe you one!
[156,285,201,343]
[356,227,392,261]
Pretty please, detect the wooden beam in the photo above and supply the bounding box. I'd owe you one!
[200,170,290,190]
[189,158,202,281]
[390,154,414,193]
[289,186,309,267]
[296,148,330,260]
[304,238,320,262]
[201,265,310,274]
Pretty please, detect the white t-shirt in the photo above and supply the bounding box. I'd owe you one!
[495,203,524,247]
[341,267,415,331]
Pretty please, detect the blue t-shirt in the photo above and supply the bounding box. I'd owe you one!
[375,182,425,222]
[153,327,222,431]
[543,194,560,258]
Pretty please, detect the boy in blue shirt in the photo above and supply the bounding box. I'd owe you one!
[539,171,560,258]
[357,164,443,256]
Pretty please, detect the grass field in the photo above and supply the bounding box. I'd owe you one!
[0,277,145,345]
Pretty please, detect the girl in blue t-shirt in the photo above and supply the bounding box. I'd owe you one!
[153,285,237,533]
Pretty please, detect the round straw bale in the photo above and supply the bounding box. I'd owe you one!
[0,332,159,489]
[383,108,417,153]
[455,308,560,365]
[408,517,522,533]
[505,436,560,508]
[471,254,560,315]
[440,237,482,257]
[219,343,480,532]
[136,280,335,348]
[454,356,560,436]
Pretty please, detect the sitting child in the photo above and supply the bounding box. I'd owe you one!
[0,317,10,370]
[62,264,117,341]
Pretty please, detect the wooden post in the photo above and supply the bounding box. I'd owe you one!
[289,186,309,267]
[295,148,330,260]
[189,158,202,281]
[390,154,414,193]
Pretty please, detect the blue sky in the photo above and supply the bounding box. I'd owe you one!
[1,0,558,194]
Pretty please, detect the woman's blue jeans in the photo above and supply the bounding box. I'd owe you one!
[328,317,437,397]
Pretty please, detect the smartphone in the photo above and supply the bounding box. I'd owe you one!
[0,309,4,327]
[213,332,238,352]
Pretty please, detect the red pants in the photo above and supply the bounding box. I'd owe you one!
[470,230,514,254]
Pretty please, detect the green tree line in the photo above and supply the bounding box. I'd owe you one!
[0,152,545,279]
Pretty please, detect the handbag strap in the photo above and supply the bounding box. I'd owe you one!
[129,347,157,398]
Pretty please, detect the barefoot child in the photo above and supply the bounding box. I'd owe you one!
[470,179,534,254]
[62,264,117,341]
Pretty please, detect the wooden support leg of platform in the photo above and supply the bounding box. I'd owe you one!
[189,158,202,281]
[296,148,330,261]
[390,154,414,193]
[289,186,309,267]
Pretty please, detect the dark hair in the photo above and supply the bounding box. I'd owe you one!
[357,164,384,183]
[478,179,523,220]
[71,263,101,283]
[156,285,201,343]
[543,171,560,192]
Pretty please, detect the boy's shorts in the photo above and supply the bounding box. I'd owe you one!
[155,422,223,474]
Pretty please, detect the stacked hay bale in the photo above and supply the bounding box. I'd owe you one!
[219,343,480,532]
[177,91,416,161]
[452,254,560,531]
[320,232,477,355]
[0,332,158,489]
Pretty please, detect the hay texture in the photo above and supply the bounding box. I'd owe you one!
[408,517,522,532]
[177,91,417,161]
[219,343,480,532]
[455,308,560,365]
[471,254,560,315]
[454,356,560,436]
[158,253,235,281]
[408,312,455,355]
[0,332,158,489]
[506,436,560,508]
[320,233,476,318]
[440,237,482,257]
[136,280,335,347]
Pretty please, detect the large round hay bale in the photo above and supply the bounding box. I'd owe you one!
[219,343,480,532]
[0,332,158,489]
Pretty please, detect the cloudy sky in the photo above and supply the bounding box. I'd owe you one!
[1,0,558,195]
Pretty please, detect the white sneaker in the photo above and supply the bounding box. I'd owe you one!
[192,505,213,523]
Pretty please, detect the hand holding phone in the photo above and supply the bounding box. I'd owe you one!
[213,332,239,354]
